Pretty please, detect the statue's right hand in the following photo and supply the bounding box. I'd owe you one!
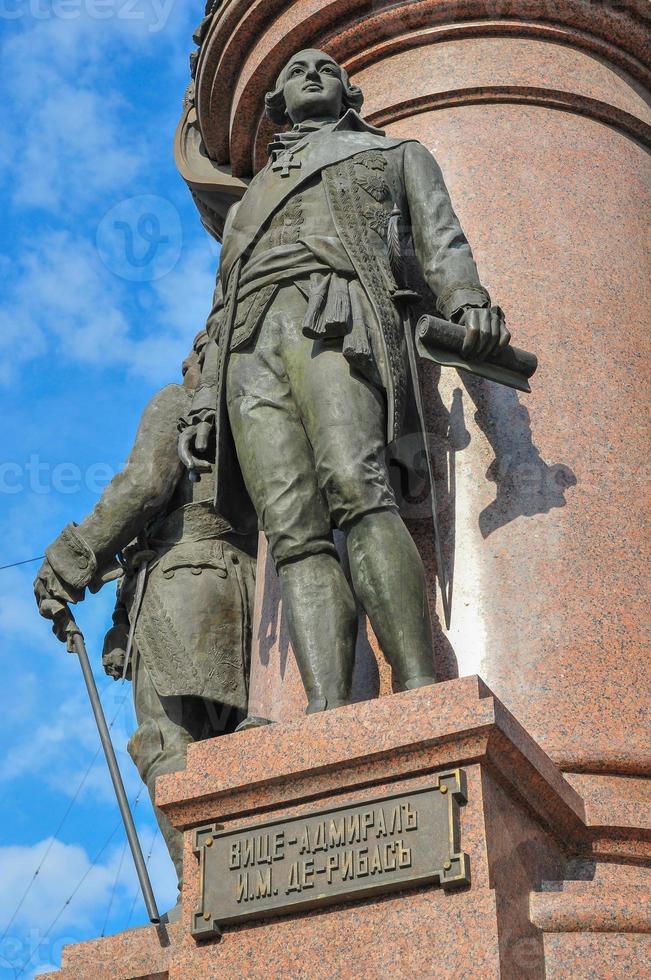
[34,560,77,615]
[33,560,81,645]
[178,421,213,474]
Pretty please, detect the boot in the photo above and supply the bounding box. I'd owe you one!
[279,552,357,712]
[235,715,273,732]
[346,510,437,689]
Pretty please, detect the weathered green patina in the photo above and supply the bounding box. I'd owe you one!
[179,50,511,713]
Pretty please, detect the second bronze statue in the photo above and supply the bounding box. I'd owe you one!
[34,334,258,918]
[179,49,513,713]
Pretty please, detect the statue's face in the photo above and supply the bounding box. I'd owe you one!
[182,350,202,389]
[282,50,344,124]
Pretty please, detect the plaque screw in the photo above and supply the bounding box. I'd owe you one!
[440,784,448,794]
[203,912,211,921]
[443,860,452,871]
[205,837,214,847]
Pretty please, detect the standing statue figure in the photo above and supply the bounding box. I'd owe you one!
[180,49,511,713]
[34,333,257,918]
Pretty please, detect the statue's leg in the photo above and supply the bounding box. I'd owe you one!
[226,289,357,712]
[288,331,436,689]
[127,650,210,896]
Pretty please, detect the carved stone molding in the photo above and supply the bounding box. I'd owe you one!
[364,87,651,146]
[187,0,650,178]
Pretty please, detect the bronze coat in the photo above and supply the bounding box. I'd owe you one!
[190,113,489,530]
[57,383,256,708]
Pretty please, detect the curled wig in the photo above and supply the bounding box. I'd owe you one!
[265,51,364,126]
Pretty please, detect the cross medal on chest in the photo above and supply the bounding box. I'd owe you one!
[271,150,302,178]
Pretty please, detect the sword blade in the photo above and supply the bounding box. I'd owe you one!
[402,307,452,629]
[122,560,149,681]
[387,207,451,628]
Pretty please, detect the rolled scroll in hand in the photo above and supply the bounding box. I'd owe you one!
[416,314,538,393]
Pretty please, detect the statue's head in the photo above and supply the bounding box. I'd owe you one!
[265,49,363,127]
[182,330,209,388]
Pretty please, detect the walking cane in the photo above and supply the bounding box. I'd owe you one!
[58,609,160,924]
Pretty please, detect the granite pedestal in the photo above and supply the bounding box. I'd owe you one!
[41,678,650,979]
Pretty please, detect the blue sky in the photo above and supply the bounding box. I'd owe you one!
[0,3,220,975]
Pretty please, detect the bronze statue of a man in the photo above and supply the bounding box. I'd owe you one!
[180,50,510,713]
[34,334,257,915]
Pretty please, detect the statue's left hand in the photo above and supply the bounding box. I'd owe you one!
[460,306,510,361]
[102,622,131,681]
[178,420,213,474]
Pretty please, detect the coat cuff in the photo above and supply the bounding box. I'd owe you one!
[437,284,491,322]
[45,524,98,591]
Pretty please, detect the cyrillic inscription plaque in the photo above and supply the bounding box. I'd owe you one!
[192,769,469,938]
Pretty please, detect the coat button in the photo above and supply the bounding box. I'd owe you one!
[191,567,202,576]
[78,556,89,569]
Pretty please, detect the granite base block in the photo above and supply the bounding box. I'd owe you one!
[40,679,650,978]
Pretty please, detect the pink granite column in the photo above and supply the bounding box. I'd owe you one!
[347,30,651,775]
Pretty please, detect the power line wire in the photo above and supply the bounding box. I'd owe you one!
[125,827,160,930]
[0,745,102,947]
[14,784,146,976]
[0,679,127,945]
[100,788,145,937]
[0,557,45,572]
[16,819,123,978]
[100,838,130,940]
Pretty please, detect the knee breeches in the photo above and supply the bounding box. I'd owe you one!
[226,284,398,566]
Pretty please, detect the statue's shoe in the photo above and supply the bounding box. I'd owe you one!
[235,715,273,732]
[404,675,437,691]
[160,899,182,924]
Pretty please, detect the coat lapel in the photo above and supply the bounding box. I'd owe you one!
[219,118,415,289]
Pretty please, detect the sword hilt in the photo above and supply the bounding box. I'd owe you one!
[392,288,421,306]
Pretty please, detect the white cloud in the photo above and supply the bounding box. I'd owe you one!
[1,18,147,211]
[0,10,196,973]
[0,569,43,647]
[0,826,177,977]
[14,84,144,212]
[0,5,217,385]
[0,3,198,210]
[0,540,115,651]
[0,572,143,808]
[0,837,119,933]
[0,689,100,779]
[0,674,144,801]
[130,240,218,380]
[0,229,215,385]
[0,310,46,387]
[5,231,132,365]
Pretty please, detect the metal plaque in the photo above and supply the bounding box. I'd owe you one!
[192,768,469,938]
